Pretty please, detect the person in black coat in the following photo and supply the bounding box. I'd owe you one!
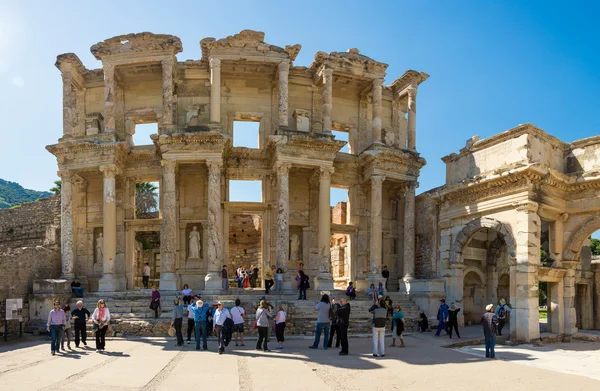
[447,303,461,339]
[419,312,429,332]
[336,298,351,355]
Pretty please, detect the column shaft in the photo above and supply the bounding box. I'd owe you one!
[59,171,74,278]
[318,167,333,272]
[210,58,221,123]
[403,184,416,278]
[278,60,290,128]
[161,57,175,128]
[407,86,417,149]
[103,64,116,133]
[205,160,223,289]
[321,68,333,134]
[563,262,578,338]
[98,165,118,291]
[275,163,291,270]
[372,79,383,143]
[159,160,178,290]
[370,175,385,275]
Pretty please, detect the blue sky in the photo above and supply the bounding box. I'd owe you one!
[1,1,599,209]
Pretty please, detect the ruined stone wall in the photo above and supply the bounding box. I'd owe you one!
[228,214,262,271]
[415,191,439,278]
[0,247,61,333]
[331,202,347,224]
[0,195,59,250]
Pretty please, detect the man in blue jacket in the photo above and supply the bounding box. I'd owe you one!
[190,299,210,350]
[435,299,449,336]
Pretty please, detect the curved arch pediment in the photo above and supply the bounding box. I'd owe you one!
[449,217,516,265]
[563,215,600,261]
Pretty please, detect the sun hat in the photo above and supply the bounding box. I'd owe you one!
[500,298,506,305]
[167,327,176,337]
[485,304,494,312]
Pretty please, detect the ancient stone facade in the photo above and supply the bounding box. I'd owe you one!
[47,30,427,294]
[0,196,60,251]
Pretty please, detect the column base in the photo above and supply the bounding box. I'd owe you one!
[204,271,223,290]
[98,274,126,292]
[60,273,76,281]
[314,273,334,291]
[159,272,179,291]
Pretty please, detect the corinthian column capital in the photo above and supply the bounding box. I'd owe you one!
[319,166,334,181]
[274,162,292,177]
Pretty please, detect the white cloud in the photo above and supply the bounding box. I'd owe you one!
[11,76,24,87]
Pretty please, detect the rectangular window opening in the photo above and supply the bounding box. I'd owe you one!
[133,122,158,147]
[135,181,160,219]
[229,180,263,203]
[330,187,349,225]
[233,121,260,148]
[332,130,349,154]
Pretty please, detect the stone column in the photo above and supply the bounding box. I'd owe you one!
[161,57,175,129]
[407,85,417,150]
[275,162,291,270]
[61,74,76,137]
[593,262,600,329]
[368,175,385,285]
[278,60,290,128]
[512,202,541,342]
[315,166,334,290]
[372,78,383,143]
[403,183,416,279]
[98,165,118,291]
[321,67,333,134]
[562,261,578,340]
[103,64,116,133]
[205,160,223,289]
[209,58,221,123]
[58,170,75,279]
[159,160,178,290]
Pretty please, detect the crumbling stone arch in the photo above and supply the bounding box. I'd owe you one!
[563,215,600,261]
[449,217,516,265]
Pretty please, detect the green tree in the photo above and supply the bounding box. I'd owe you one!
[590,237,600,256]
[135,182,158,217]
[50,180,62,195]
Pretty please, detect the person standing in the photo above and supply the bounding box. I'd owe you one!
[236,266,244,288]
[309,294,331,350]
[274,304,287,349]
[481,304,500,359]
[391,305,405,347]
[181,284,193,305]
[328,298,340,348]
[171,299,185,346]
[150,286,161,319]
[71,300,90,348]
[495,298,511,336]
[336,298,351,355]
[230,298,246,347]
[91,299,111,352]
[142,262,151,289]
[264,265,275,294]
[275,267,284,295]
[447,302,461,340]
[434,299,449,336]
[221,265,229,290]
[71,278,84,298]
[381,266,390,290]
[212,301,231,354]
[186,300,197,344]
[369,298,388,357]
[250,265,259,288]
[255,300,272,352]
[345,282,356,300]
[46,301,66,355]
[190,299,210,351]
[296,270,309,300]
[61,304,73,350]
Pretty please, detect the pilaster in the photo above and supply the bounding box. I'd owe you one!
[205,159,223,289]
[278,60,290,129]
[58,170,74,279]
[103,64,116,133]
[275,162,291,271]
[209,57,221,123]
[161,56,175,130]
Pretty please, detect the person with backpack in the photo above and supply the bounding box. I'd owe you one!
[495,298,511,336]
[327,298,341,348]
[481,304,500,359]
[230,298,246,346]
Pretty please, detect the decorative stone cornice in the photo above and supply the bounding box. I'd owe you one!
[390,70,430,95]
[152,131,231,155]
[513,201,539,213]
[55,53,87,75]
[359,147,426,177]
[91,33,183,60]
[309,49,388,79]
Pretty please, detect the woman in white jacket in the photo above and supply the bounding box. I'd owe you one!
[91,299,111,352]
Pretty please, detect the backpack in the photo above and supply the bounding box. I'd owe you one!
[498,305,506,319]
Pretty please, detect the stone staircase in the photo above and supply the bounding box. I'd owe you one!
[69,289,422,337]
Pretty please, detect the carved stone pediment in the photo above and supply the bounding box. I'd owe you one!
[310,49,388,79]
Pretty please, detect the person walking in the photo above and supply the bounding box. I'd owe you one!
[345,282,356,300]
[382,266,390,290]
[142,262,151,289]
[186,299,197,344]
[230,298,246,347]
[181,284,193,305]
[495,298,511,336]
[190,299,210,351]
[434,299,449,336]
[150,286,161,319]
[274,304,287,349]
[296,270,309,300]
[336,298,351,355]
[369,298,388,357]
[255,300,272,352]
[481,304,500,359]
[71,300,90,348]
[213,301,231,354]
[61,304,73,350]
[91,299,111,352]
[447,302,461,340]
[221,265,229,290]
[264,265,275,294]
[309,294,331,349]
[328,298,341,348]
[46,301,66,355]
[391,305,405,347]
[171,299,185,346]
[275,267,284,295]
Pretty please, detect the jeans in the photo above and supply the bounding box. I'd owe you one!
[298,288,307,300]
[49,325,62,352]
[72,287,84,297]
[339,324,349,354]
[74,323,87,346]
[215,325,225,352]
[435,320,447,336]
[257,326,269,350]
[265,279,274,294]
[195,321,208,349]
[275,280,283,294]
[498,319,506,336]
[186,318,196,341]
[312,322,330,348]
[372,327,385,356]
[328,323,340,347]
[142,276,149,288]
[275,322,286,343]
[237,278,243,288]
[95,326,107,350]
[485,336,496,358]
[174,318,183,345]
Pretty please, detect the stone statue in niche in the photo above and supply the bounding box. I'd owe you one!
[290,234,300,260]
[95,233,104,263]
[188,226,202,259]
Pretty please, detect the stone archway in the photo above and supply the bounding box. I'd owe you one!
[563,215,600,261]
[449,217,516,265]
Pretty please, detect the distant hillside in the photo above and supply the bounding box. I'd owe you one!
[0,179,52,209]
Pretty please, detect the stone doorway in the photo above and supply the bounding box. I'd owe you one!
[134,231,160,288]
[463,270,485,324]
[228,213,262,288]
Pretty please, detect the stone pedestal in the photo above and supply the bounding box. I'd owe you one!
[29,279,73,327]
[204,272,223,290]
[314,273,334,291]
